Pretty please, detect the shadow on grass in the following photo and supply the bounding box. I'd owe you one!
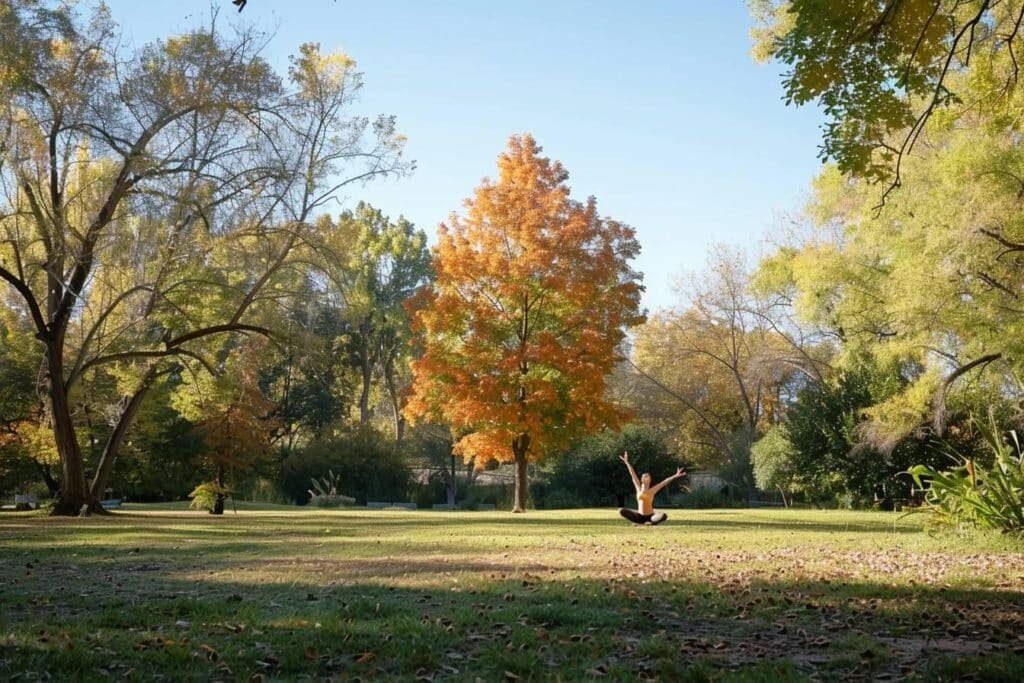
[1,548,1022,681]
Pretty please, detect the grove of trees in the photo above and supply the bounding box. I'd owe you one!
[2,1,1022,529]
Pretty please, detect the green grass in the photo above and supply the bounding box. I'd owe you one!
[1,507,1022,681]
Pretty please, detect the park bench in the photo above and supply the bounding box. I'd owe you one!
[14,494,39,511]
[390,502,417,510]
[366,501,390,509]
[432,503,457,510]
[100,499,122,510]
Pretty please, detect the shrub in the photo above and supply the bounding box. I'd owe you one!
[907,415,1024,534]
[460,483,514,510]
[751,426,798,505]
[542,489,587,509]
[233,477,289,505]
[189,481,231,512]
[307,470,356,507]
[281,428,411,505]
[310,493,355,508]
[540,426,685,508]
[670,487,730,509]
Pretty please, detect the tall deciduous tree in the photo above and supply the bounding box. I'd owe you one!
[405,134,644,512]
[0,2,407,514]
[174,340,277,514]
[756,116,1024,446]
[630,248,825,482]
[317,203,430,440]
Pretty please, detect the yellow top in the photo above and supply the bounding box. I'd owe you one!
[636,488,654,515]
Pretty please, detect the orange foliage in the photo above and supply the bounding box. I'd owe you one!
[405,134,644,465]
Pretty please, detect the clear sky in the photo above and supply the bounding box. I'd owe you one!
[102,0,825,312]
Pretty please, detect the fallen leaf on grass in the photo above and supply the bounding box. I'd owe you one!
[354,651,375,664]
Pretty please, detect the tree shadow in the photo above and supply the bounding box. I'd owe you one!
[2,541,1022,681]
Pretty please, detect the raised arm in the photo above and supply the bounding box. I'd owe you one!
[619,451,641,491]
[650,467,686,495]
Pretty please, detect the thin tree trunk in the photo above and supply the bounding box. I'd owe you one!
[778,485,789,509]
[447,451,457,506]
[511,433,530,513]
[212,463,226,515]
[358,317,373,426]
[383,354,405,442]
[88,370,156,508]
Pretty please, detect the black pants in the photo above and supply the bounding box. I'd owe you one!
[619,508,667,525]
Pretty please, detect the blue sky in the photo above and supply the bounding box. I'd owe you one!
[103,0,824,312]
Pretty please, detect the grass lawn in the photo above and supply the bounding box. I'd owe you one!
[1,506,1022,681]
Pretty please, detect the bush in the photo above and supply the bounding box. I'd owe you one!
[189,481,231,512]
[280,428,411,505]
[461,483,514,510]
[670,488,730,509]
[751,426,798,505]
[310,493,355,508]
[537,426,685,509]
[307,469,356,507]
[908,415,1024,534]
[233,477,289,504]
[542,489,588,509]
[411,484,442,509]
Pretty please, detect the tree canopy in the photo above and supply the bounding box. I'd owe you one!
[405,134,644,512]
[751,0,1024,193]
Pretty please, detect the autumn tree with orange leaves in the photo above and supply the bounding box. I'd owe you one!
[405,135,644,512]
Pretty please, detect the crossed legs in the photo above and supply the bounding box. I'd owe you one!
[618,508,668,525]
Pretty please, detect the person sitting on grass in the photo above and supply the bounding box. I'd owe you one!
[618,451,685,525]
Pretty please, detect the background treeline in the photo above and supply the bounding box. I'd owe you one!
[4,1,1024,515]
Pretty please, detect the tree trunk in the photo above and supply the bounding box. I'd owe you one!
[47,349,92,516]
[447,451,457,506]
[511,433,530,513]
[383,356,405,443]
[358,317,373,426]
[778,486,789,509]
[212,463,226,515]
[88,371,156,508]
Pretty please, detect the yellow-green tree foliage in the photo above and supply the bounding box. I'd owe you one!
[755,114,1023,444]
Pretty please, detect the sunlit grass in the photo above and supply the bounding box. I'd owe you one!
[1,507,1021,681]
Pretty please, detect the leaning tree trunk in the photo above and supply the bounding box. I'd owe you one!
[511,433,530,513]
[46,348,92,516]
[88,372,156,511]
